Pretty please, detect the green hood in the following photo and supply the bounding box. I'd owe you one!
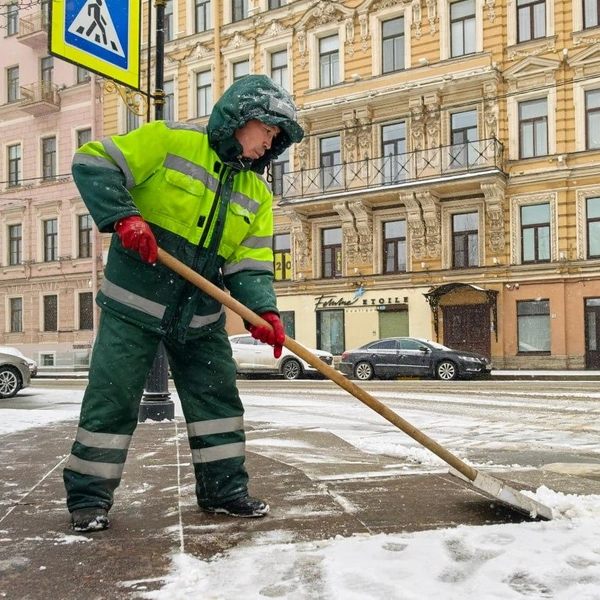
[207,74,304,173]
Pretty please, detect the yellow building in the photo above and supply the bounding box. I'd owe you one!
[3,0,600,371]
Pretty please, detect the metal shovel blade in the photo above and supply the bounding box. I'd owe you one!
[156,248,554,522]
[450,469,553,520]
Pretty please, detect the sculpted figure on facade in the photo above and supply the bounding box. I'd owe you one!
[334,202,360,265]
[286,212,312,269]
[349,200,373,264]
[416,190,441,256]
[343,111,358,164]
[481,182,506,254]
[409,97,426,152]
[401,192,426,260]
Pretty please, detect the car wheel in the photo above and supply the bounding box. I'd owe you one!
[436,360,457,381]
[0,366,22,399]
[282,358,303,380]
[354,361,374,380]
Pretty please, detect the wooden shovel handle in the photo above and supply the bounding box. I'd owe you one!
[157,247,478,482]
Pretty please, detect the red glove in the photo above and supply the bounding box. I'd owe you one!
[249,312,285,358]
[115,216,158,263]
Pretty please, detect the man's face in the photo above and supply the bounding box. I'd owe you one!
[234,119,281,160]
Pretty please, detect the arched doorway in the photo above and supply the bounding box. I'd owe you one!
[424,283,498,359]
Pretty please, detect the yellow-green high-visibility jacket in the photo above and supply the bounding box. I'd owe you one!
[72,120,278,342]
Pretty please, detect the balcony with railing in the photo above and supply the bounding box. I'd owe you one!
[281,137,505,203]
[20,82,61,116]
[17,11,50,51]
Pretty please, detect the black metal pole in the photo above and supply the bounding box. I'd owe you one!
[139,0,173,422]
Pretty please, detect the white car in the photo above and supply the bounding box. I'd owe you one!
[0,350,31,398]
[0,346,38,377]
[229,334,334,380]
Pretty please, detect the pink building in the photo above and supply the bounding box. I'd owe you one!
[0,1,103,370]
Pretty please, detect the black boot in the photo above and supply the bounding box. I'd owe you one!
[71,507,110,532]
[200,496,269,518]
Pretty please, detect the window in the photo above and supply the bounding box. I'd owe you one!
[7,66,19,102]
[585,89,600,150]
[164,80,174,120]
[76,66,90,83]
[79,292,94,330]
[44,295,58,332]
[322,227,342,278]
[273,233,291,281]
[271,148,289,196]
[8,224,22,266]
[77,128,92,148]
[383,220,406,273]
[232,0,248,22]
[450,110,478,168]
[41,56,53,94]
[44,218,58,262]
[165,0,173,41]
[78,214,93,258]
[270,50,289,91]
[517,300,550,352]
[6,3,18,36]
[320,136,342,190]
[521,203,550,263]
[126,110,140,132]
[232,60,249,81]
[42,137,57,181]
[452,212,478,268]
[587,197,600,258]
[450,0,476,57]
[517,0,546,43]
[381,122,407,183]
[8,144,21,187]
[196,71,212,117]
[195,0,211,32]
[382,17,405,73]
[10,298,22,333]
[269,0,286,8]
[319,35,339,87]
[317,310,344,355]
[519,98,548,158]
[584,0,600,28]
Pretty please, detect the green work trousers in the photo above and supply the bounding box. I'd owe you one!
[63,311,249,513]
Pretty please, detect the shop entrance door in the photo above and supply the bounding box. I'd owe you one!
[585,299,600,369]
[442,304,491,358]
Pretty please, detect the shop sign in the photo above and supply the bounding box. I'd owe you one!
[314,293,406,310]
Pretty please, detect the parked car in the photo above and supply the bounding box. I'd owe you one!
[0,350,32,398]
[229,334,334,380]
[338,337,492,381]
[0,346,38,377]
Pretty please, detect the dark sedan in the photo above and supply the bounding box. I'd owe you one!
[338,337,492,381]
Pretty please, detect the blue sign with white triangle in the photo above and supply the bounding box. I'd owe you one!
[65,0,128,69]
[50,0,141,89]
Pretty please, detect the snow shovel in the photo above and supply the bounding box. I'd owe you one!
[157,248,553,521]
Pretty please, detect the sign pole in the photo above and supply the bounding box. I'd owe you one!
[139,0,173,422]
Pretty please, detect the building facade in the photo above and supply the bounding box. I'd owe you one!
[0,0,103,369]
[2,0,600,370]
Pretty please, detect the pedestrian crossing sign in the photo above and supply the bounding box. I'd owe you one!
[50,0,141,89]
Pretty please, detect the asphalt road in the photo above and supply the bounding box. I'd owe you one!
[11,377,599,478]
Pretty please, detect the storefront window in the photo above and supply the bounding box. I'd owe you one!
[317,310,344,355]
[517,300,550,352]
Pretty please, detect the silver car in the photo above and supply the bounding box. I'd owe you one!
[229,334,334,380]
[0,351,32,398]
